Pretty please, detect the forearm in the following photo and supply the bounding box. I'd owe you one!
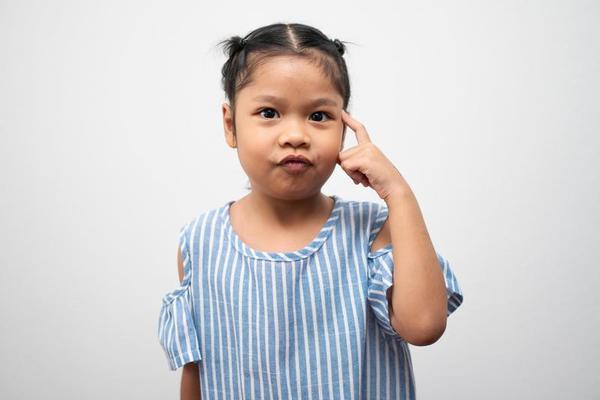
[181,362,201,400]
[385,181,448,346]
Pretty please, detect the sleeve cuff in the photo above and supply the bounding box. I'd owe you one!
[367,249,464,340]
[158,288,203,370]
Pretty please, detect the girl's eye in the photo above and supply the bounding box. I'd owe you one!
[257,108,333,122]
[259,108,279,119]
[310,111,332,122]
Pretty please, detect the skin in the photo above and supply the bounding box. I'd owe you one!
[180,53,449,396]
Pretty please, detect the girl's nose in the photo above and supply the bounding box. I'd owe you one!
[277,123,311,148]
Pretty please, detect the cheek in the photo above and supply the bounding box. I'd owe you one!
[317,132,343,159]
[235,135,271,169]
[323,145,340,161]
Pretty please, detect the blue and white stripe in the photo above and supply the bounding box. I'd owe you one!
[158,195,464,399]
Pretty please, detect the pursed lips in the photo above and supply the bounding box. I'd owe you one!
[278,155,312,165]
[277,155,313,173]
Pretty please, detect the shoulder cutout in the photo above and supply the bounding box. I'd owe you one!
[177,246,184,284]
[370,216,391,253]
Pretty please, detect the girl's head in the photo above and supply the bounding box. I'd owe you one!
[218,23,353,200]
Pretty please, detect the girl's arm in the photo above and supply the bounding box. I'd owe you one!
[385,183,448,346]
[177,249,202,399]
[337,111,448,346]
[181,362,201,400]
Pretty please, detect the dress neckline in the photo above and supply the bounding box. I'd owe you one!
[220,195,342,261]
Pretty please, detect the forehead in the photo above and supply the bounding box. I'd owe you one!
[237,55,342,107]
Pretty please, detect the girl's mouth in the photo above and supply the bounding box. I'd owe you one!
[279,160,311,173]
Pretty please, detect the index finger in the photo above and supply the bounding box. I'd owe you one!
[341,110,372,144]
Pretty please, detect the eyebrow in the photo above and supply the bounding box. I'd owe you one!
[252,95,339,107]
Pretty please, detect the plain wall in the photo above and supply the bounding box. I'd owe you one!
[1,0,598,398]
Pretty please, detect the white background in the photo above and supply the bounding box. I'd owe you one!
[1,0,598,398]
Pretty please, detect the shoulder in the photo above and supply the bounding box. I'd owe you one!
[179,202,230,244]
[364,201,391,254]
[336,197,391,254]
[336,197,381,223]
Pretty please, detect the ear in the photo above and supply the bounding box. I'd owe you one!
[222,102,237,148]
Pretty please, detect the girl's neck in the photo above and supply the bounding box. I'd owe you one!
[238,191,334,228]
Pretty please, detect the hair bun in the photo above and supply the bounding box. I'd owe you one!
[332,38,345,56]
[225,36,246,58]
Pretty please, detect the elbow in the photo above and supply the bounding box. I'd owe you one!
[393,314,447,346]
[413,314,447,346]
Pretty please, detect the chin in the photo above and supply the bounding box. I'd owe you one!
[260,185,322,201]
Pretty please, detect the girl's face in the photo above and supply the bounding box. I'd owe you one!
[222,55,346,200]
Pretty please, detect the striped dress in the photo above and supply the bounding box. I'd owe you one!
[158,195,464,399]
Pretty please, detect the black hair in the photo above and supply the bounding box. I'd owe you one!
[216,22,354,134]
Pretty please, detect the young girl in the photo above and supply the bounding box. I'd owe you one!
[158,22,464,400]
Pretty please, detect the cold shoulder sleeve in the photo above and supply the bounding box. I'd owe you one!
[157,223,202,370]
[366,203,464,340]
